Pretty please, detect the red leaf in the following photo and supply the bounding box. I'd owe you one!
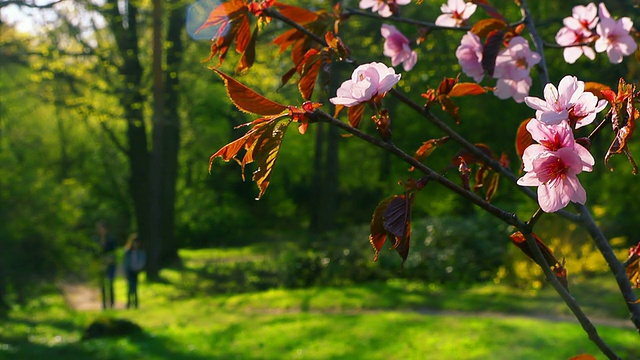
[482,29,505,77]
[515,118,534,169]
[212,69,287,116]
[626,243,640,289]
[457,156,472,190]
[470,18,507,38]
[236,25,259,74]
[383,194,413,265]
[209,114,292,199]
[437,94,461,124]
[196,0,248,35]
[274,2,319,24]
[584,81,612,101]
[348,103,365,128]
[410,136,450,171]
[369,196,395,262]
[453,143,494,166]
[604,78,638,175]
[509,231,560,268]
[448,82,487,97]
[484,172,499,202]
[297,48,323,101]
[369,193,415,265]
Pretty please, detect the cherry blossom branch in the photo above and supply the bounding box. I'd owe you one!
[519,230,622,360]
[312,107,622,358]
[342,7,470,31]
[519,0,549,86]
[573,203,640,332]
[388,88,581,223]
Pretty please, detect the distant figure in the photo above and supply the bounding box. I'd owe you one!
[94,220,117,310]
[123,233,146,309]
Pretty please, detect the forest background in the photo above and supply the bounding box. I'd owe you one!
[0,0,639,322]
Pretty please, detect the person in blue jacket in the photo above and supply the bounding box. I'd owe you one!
[123,233,146,309]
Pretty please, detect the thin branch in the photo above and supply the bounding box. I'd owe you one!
[519,0,549,86]
[520,231,622,359]
[574,203,640,332]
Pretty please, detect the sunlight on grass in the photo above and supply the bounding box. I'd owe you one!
[2,247,638,360]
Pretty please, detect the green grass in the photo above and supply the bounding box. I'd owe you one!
[1,246,638,360]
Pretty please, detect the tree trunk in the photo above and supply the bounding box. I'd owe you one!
[147,0,165,280]
[104,0,151,258]
[159,0,185,266]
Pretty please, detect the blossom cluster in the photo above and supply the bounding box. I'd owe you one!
[517,76,607,213]
[359,0,411,18]
[457,34,541,103]
[556,2,637,64]
[329,62,401,107]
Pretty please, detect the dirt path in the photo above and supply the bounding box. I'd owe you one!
[58,283,125,311]
[58,283,635,329]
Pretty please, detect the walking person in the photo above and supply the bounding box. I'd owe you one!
[123,233,146,309]
[94,220,117,310]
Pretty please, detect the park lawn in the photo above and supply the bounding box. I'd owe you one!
[1,246,638,360]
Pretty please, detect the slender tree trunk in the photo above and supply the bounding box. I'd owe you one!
[147,0,165,279]
[159,0,185,265]
[104,0,151,255]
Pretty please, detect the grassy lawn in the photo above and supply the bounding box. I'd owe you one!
[1,246,638,360]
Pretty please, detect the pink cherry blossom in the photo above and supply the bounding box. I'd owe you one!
[359,0,411,18]
[595,3,637,64]
[381,24,417,71]
[554,3,598,63]
[435,0,477,27]
[522,119,594,173]
[456,31,484,82]
[494,77,531,103]
[524,75,584,125]
[517,119,594,213]
[524,75,607,128]
[569,91,607,129]
[493,37,541,82]
[330,62,401,107]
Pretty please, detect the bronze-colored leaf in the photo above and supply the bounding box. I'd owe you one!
[369,196,395,262]
[383,194,413,265]
[297,48,323,101]
[515,118,533,170]
[485,172,500,202]
[348,103,365,128]
[510,231,560,268]
[410,136,450,171]
[274,2,319,24]
[470,18,507,38]
[457,156,472,190]
[604,78,638,175]
[236,24,259,74]
[212,69,288,116]
[437,94,461,124]
[481,29,505,77]
[448,82,487,97]
[584,81,612,101]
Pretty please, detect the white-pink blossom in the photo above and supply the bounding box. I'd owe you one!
[493,37,541,82]
[494,77,531,103]
[456,31,484,82]
[359,0,411,18]
[517,119,594,213]
[554,3,598,64]
[595,3,637,64]
[330,62,401,107]
[381,24,417,71]
[435,0,477,27]
[524,75,607,128]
